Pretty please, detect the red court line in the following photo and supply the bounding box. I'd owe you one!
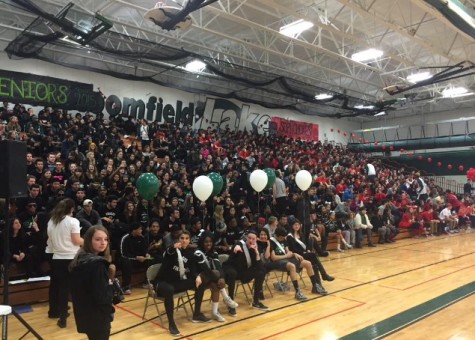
[114,304,193,340]
[336,296,367,304]
[365,254,432,264]
[376,264,475,291]
[259,301,366,340]
[114,304,166,330]
[402,264,475,290]
[340,277,367,284]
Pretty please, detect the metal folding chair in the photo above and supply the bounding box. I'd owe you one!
[142,264,193,325]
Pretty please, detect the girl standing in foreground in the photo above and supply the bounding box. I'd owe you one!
[70,225,115,340]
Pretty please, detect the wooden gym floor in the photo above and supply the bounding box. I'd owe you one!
[6,231,475,340]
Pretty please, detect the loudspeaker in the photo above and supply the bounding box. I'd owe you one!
[0,140,28,198]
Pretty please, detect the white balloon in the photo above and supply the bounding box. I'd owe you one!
[192,175,213,201]
[295,170,312,191]
[250,169,268,193]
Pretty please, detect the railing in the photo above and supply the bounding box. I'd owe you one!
[427,176,464,195]
[378,158,465,195]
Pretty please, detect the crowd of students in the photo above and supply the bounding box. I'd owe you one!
[1,101,474,338]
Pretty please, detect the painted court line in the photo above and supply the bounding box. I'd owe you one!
[113,303,194,339]
[259,301,366,340]
[339,281,475,340]
[376,263,475,291]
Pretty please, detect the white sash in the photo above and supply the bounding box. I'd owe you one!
[176,249,187,280]
[194,249,210,269]
[270,237,286,255]
[240,240,252,268]
[287,233,306,251]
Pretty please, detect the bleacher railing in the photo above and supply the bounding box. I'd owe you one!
[378,157,464,195]
[427,176,464,195]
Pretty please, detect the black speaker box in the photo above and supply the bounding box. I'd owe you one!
[0,140,28,198]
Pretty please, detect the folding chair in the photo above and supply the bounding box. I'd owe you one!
[281,269,307,288]
[142,263,193,325]
[262,271,275,298]
[218,253,254,305]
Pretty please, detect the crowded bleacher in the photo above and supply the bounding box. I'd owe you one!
[1,100,474,333]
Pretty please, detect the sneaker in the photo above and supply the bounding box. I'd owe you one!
[228,307,237,317]
[319,251,330,257]
[295,289,307,301]
[57,318,67,328]
[312,283,328,295]
[337,248,344,252]
[123,289,132,295]
[192,313,212,323]
[169,324,181,337]
[252,301,269,311]
[322,274,334,282]
[346,244,353,249]
[212,311,226,322]
[223,296,239,308]
[273,281,288,292]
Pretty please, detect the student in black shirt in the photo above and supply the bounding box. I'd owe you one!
[119,222,149,294]
[152,230,206,337]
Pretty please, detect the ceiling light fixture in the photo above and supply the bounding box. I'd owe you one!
[279,19,314,38]
[354,104,375,110]
[447,0,475,29]
[373,111,386,117]
[315,93,333,100]
[442,86,474,98]
[407,71,432,83]
[185,59,206,73]
[60,36,82,46]
[351,48,383,62]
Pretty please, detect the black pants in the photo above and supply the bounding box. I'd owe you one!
[155,279,203,325]
[223,262,266,303]
[49,259,72,319]
[120,258,149,289]
[86,327,111,340]
[302,252,325,283]
[275,197,288,216]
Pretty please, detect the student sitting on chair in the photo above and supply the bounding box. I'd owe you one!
[151,230,207,337]
[222,230,269,316]
[194,231,238,322]
[270,227,321,300]
[286,219,333,295]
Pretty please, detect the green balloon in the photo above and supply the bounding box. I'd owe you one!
[264,168,276,189]
[208,172,224,196]
[136,173,160,200]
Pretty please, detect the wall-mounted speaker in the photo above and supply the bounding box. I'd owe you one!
[0,140,28,198]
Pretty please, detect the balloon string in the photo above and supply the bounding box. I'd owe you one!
[202,200,206,231]
[302,190,306,240]
[258,192,260,218]
[145,200,150,250]
[212,198,215,232]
